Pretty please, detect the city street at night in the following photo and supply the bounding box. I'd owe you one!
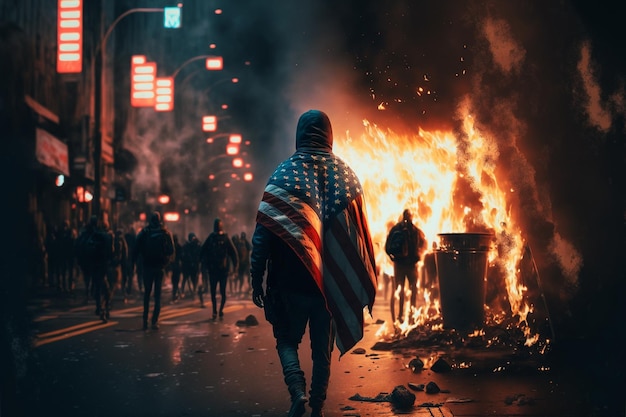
[1,1,624,416]
[25,284,597,417]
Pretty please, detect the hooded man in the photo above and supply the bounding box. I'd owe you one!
[200,218,238,319]
[133,211,174,330]
[250,109,377,417]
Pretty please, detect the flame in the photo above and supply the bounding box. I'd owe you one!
[335,101,536,342]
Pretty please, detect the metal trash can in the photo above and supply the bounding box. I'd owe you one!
[435,233,494,330]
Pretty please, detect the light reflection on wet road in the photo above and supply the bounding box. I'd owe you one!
[27,289,589,417]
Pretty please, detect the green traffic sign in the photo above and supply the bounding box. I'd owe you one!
[163,6,181,29]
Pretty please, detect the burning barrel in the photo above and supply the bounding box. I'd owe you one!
[435,233,494,330]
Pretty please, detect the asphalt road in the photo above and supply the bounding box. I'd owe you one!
[23,284,603,417]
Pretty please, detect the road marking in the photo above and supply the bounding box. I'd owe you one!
[32,300,250,347]
[34,321,119,348]
[159,307,202,320]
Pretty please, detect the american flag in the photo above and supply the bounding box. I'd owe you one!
[256,151,378,355]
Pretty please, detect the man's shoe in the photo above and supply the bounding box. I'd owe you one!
[151,323,160,330]
[142,322,148,331]
[287,394,307,417]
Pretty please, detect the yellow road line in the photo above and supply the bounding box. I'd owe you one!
[159,307,201,320]
[34,321,119,348]
[33,302,248,348]
[36,320,105,339]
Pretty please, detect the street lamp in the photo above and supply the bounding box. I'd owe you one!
[92,5,181,215]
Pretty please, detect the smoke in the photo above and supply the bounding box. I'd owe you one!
[116,0,623,331]
[481,17,525,76]
[577,41,615,132]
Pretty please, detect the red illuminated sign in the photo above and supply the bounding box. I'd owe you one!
[202,115,217,132]
[205,56,223,70]
[155,77,174,111]
[130,55,156,107]
[57,0,83,73]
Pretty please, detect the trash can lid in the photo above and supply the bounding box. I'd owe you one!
[437,233,494,251]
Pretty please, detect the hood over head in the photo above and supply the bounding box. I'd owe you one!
[149,211,162,227]
[295,109,333,152]
[213,218,223,233]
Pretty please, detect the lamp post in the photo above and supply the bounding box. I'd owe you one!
[171,55,224,129]
[92,7,169,215]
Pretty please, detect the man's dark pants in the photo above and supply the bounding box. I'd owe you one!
[273,289,335,410]
[142,265,164,326]
[208,270,228,315]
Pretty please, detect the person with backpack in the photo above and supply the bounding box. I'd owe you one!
[181,233,202,301]
[200,218,238,320]
[384,208,427,324]
[133,211,175,330]
[76,215,114,321]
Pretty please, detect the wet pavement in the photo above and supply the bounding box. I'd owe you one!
[23,283,616,417]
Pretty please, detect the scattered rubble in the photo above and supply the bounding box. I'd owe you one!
[408,382,424,391]
[408,357,424,372]
[389,385,416,409]
[425,381,440,394]
[430,358,451,373]
[505,393,535,406]
[348,385,416,410]
[235,314,259,327]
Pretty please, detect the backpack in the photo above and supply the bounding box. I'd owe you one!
[143,227,174,267]
[76,229,105,264]
[387,228,409,258]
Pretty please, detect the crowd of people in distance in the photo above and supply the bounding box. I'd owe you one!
[31,212,253,328]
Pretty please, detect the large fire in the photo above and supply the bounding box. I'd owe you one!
[335,100,539,344]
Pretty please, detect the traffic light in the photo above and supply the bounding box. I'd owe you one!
[155,77,174,111]
[57,0,83,73]
[130,55,156,107]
